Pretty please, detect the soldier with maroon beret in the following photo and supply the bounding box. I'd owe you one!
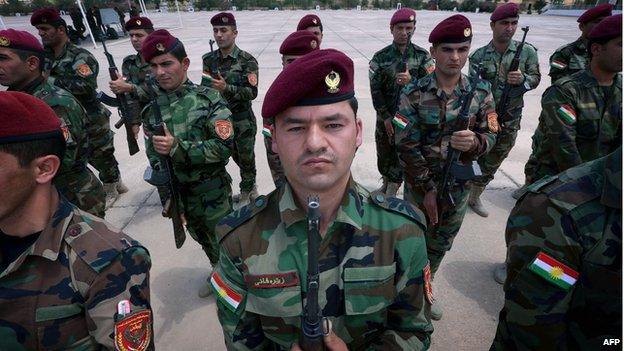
[297,14,323,46]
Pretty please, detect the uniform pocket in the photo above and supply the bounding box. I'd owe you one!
[36,304,92,350]
[343,263,396,315]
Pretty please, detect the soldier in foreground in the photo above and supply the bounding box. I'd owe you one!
[31,7,128,208]
[491,147,621,350]
[263,30,319,188]
[0,91,153,350]
[369,8,435,197]
[394,15,497,320]
[141,29,234,298]
[297,14,323,46]
[467,3,540,218]
[213,49,433,350]
[0,29,106,218]
[203,12,259,207]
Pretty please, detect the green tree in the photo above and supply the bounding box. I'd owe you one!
[459,0,477,12]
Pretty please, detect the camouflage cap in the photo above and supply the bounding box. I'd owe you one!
[0,29,44,53]
[0,91,62,144]
[297,14,322,30]
[390,8,416,26]
[429,14,472,44]
[279,30,319,56]
[30,7,65,28]
[141,29,179,62]
[125,16,153,31]
[577,3,613,24]
[211,12,236,26]
[490,3,520,22]
[588,14,622,42]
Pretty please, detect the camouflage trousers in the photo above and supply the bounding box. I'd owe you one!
[405,183,470,278]
[86,109,121,184]
[472,129,518,187]
[375,117,403,183]
[232,112,257,192]
[56,169,106,218]
[523,128,543,184]
[263,136,286,188]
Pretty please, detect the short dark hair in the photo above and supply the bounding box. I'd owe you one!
[13,48,45,72]
[0,137,65,168]
[348,96,358,115]
[169,40,187,62]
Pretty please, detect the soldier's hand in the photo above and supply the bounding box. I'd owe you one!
[507,70,523,85]
[424,189,438,226]
[323,329,348,351]
[384,117,395,139]
[211,72,227,92]
[396,70,411,86]
[132,124,140,140]
[152,124,176,155]
[450,130,477,152]
[109,71,134,94]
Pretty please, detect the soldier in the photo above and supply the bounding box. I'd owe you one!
[141,30,234,298]
[297,14,323,46]
[491,147,621,350]
[0,91,153,350]
[394,15,497,320]
[202,12,259,207]
[467,3,541,217]
[0,29,106,218]
[213,49,433,350]
[263,30,320,189]
[30,7,127,208]
[369,8,435,197]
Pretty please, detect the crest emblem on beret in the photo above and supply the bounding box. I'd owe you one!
[409,15,415,21]
[312,18,318,24]
[310,40,317,49]
[222,16,228,23]
[136,20,142,25]
[0,36,9,47]
[464,28,471,37]
[42,17,48,23]
[325,70,340,94]
[156,43,165,52]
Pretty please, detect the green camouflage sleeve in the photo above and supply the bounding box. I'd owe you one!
[473,85,498,157]
[468,50,482,78]
[53,51,99,101]
[540,86,582,170]
[50,103,84,173]
[223,56,258,103]
[522,45,541,91]
[491,191,581,350]
[548,48,569,84]
[369,56,392,120]
[415,56,435,80]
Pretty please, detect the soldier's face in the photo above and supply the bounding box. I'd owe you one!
[430,42,471,77]
[272,100,362,193]
[149,53,190,92]
[305,26,323,46]
[35,24,61,47]
[213,26,237,49]
[129,29,150,53]
[491,18,518,43]
[281,55,301,68]
[391,22,415,45]
[0,151,39,225]
[0,48,38,88]
[593,36,622,72]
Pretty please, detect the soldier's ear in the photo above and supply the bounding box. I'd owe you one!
[33,154,61,184]
[181,57,190,71]
[26,55,40,72]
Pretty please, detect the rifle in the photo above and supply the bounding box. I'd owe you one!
[394,31,413,111]
[496,26,529,120]
[299,196,326,351]
[437,67,484,207]
[143,76,187,249]
[207,39,221,79]
[99,36,140,156]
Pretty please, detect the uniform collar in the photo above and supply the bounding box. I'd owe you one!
[8,76,45,94]
[219,45,240,59]
[426,72,471,98]
[485,39,518,55]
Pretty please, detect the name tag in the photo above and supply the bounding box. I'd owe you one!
[245,272,300,289]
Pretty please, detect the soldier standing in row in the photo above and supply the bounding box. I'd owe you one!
[30,8,128,208]
[467,3,540,218]
[0,91,153,350]
[202,12,259,207]
[263,30,319,189]
[213,48,433,350]
[370,8,435,197]
[394,15,497,320]
[297,14,323,46]
[141,30,235,298]
[0,29,106,218]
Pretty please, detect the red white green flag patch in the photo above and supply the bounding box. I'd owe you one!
[262,124,272,138]
[393,113,409,129]
[550,60,567,70]
[211,271,242,312]
[529,252,578,290]
[557,104,577,125]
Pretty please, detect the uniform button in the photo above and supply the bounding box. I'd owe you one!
[255,197,265,207]
[375,194,385,203]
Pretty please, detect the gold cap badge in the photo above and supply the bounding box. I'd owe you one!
[222,17,228,23]
[312,18,318,24]
[0,36,10,47]
[409,15,415,21]
[156,43,165,52]
[325,71,340,94]
[310,40,317,49]
[136,19,142,25]
[464,28,471,37]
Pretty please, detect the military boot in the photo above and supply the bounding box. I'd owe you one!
[493,263,507,285]
[198,271,214,298]
[468,185,489,217]
[431,300,442,320]
[385,181,401,198]
[116,178,129,194]
[374,177,388,194]
[103,182,120,209]
[511,184,527,200]
[238,184,258,209]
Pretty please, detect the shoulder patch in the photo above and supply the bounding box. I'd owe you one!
[369,191,426,229]
[217,194,270,243]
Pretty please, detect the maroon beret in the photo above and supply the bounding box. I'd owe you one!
[577,3,613,24]
[125,16,153,31]
[30,7,65,27]
[211,12,236,26]
[279,31,319,56]
[141,29,179,62]
[429,14,472,44]
[390,8,416,26]
[0,91,62,144]
[490,3,520,22]
[0,29,44,53]
[588,14,622,42]
[262,49,354,120]
[297,14,322,30]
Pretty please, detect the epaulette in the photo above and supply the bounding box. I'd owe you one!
[416,75,432,90]
[217,194,270,243]
[524,42,538,52]
[475,78,493,93]
[527,172,601,211]
[238,49,255,60]
[201,51,217,61]
[194,84,223,103]
[369,191,427,229]
[411,43,430,55]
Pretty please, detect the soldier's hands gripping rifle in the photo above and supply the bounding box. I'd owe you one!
[143,75,187,249]
[438,67,483,208]
[497,26,529,120]
[386,31,413,142]
[98,35,140,156]
[207,39,221,79]
[299,196,327,351]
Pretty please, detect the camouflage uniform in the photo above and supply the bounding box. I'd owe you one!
[394,73,497,276]
[548,38,588,84]
[369,43,435,184]
[15,77,106,218]
[121,52,153,125]
[530,69,621,182]
[47,41,121,184]
[201,45,259,193]
[491,147,621,350]
[141,80,234,265]
[0,196,153,350]
[468,40,541,187]
[261,120,286,188]
[213,179,433,350]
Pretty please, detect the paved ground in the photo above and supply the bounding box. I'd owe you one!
[6,10,579,350]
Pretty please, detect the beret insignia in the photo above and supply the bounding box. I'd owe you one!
[464,27,471,37]
[0,36,9,46]
[325,70,340,94]
[222,16,228,23]
[312,18,317,24]
[155,43,165,52]
[409,15,415,21]
[136,19,142,25]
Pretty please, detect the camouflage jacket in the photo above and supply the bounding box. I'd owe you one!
[394,72,498,191]
[0,196,152,350]
[201,45,258,116]
[213,179,433,350]
[532,69,621,178]
[469,39,541,130]
[141,79,234,185]
[369,42,435,120]
[47,41,109,116]
[121,53,153,125]
[492,147,621,350]
[549,37,588,84]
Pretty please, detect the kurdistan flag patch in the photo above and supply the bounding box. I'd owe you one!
[550,60,567,69]
[529,252,579,290]
[557,104,577,125]
[262,124,272,138]
[211,271,242,312]
[392,113,409,129]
